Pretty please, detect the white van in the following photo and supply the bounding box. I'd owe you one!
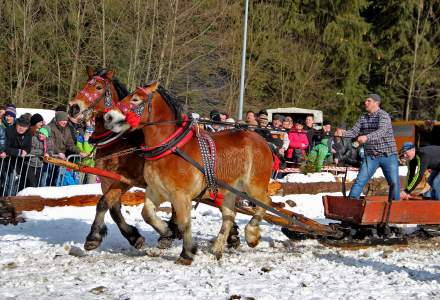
[266,107,323,125]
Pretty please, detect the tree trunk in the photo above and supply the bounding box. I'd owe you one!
[145,0,158,83]
[165,0,179,88]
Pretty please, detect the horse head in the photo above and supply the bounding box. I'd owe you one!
[68,66,126,122]
[104,81,160,133]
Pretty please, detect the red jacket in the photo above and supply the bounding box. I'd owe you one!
[287,130,309,158]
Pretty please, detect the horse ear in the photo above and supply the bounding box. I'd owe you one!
[86,66,95,79]
[150,81,159,92]
[106,70,114,80]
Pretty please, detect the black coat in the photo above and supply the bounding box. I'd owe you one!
[5,126,32,158]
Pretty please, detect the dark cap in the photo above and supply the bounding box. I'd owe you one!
[367,93,381,102]
[55,111,68,122]
[323,120,331,126]
[30,113,44,126]
[336,122,347,130]
[16,115,30,127]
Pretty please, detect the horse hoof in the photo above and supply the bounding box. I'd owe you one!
[84,240,101,251]
[133,236,145,249]
[247,240,259,248]
[227,236,240,249]
[157,236,173,249]
[175,257,193,266]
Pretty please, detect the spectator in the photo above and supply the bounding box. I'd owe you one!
[304,114,315,151]
[0,105,5,121]
[48,111,80,159]
[257,110,270,128]
[76,125,96,184]
[220,112,228,122]
[224,117,235,130]
[272,114,284,129]
[2,104,16,128]
[246,111,256,125]
[399,143,440,200]
[68,113,85,144]
[282,116,293,131]
[342,93,400,200]
[27,115,55,187]
[206,110,223,132]
[308,120,333,172]
[4,116,32,195]
[255,111,287,169]
[0,125,6,195]
[0,125,5,157]
[287,119,309,164]
[331,124,352,165]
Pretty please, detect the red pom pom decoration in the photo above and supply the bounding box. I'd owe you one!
[126,111,141,128]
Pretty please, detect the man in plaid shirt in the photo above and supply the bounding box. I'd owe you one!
[342,93,400,200]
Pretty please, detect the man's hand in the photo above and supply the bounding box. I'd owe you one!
[0,152,6,159]
[400,190,410,200]
[279,148,285,155]
[58,153,66,160]
[357,135,368,144]
[334,158,339,165]
[20,150,28,157]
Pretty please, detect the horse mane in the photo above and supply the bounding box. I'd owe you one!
[95,68,130,100]
[155,85,184,124]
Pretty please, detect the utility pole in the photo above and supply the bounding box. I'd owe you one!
[237,0,249,120]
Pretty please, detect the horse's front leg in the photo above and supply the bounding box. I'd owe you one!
[141,189,174,249]
[84,192,112,251]
[172,195,197,265]
[211,193,236,260]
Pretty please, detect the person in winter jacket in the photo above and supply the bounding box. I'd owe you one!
[3,116,32,195]
[76,126,96,184]
[287,119,309,164]
[26,114,55,187]
[48,111,80,158]
[1,104,16,129]
[0,126,5,158]
[308,121,333,172]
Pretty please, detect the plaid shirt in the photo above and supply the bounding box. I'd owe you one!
[345,109,397,157]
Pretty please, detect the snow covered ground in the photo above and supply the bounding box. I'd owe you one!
[2,170,440,300]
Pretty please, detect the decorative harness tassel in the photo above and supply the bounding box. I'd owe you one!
[196,131,222,206]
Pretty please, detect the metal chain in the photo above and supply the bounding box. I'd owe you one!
[94,147,138,162]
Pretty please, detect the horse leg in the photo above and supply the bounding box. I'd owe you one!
[109,201,144,249]
[173,197,197,265]
[244,188,270,248]
[84,194,110,251]
[211,193,236,260]
[168,207,183,240]
[141,192,174,249]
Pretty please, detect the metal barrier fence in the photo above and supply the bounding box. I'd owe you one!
[0,154,96,197]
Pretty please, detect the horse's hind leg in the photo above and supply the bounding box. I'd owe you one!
[109,201,144,249]
[211,193,236,260]
[244,188,270,248]
[141,192,174,249]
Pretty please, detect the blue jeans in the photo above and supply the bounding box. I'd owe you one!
[427,170,440,200]
[349,154,400,200]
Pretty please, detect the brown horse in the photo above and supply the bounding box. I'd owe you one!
[104,82,273,264]
[68,67,180,251]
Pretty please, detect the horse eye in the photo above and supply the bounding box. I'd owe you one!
[96,86,103,90]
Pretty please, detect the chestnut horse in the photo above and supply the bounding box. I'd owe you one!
[69,67,180,251]
[104,82,273,264]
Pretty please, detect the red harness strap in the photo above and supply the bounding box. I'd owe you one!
[140,115,195,161]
